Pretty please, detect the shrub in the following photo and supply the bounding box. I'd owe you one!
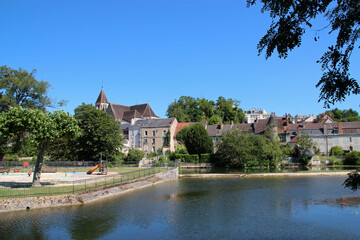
[4,154,19,161]
[126,149,145,163]
[330,146,344,156]
[147,152,157,158]
[200,154,211,163]
[176,154,199,163]
[344,151,360,165]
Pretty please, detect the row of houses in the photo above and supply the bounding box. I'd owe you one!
[95,89,360,155]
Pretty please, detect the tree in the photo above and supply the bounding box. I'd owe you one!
[74,104,124,162]
[320,108,360,122]
[126,148,145,163]
[247,1,360,107]
[343,150,360,165]
[294,135,317,166]
[215,97,245,124]
[343,171,360,191]
[213,130,281,168]
[0,107,79,185]
[0,65,64,112]
[167,96,245,123]
[176,126,190,144]
[181,123,213,156]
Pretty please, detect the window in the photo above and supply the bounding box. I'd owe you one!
[144,131,148,136]
[163,130,167,136]
[153,131,155,136]
[152,146,155,152]
[144,139,148,144]
[144,146,148,151]
[131,130,134,136]
[152,139,155,144]
[350,137,352,142]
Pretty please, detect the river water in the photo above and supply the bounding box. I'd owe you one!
[1,176,360,240]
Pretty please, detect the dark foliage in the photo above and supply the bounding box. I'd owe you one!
[247,0,360,107]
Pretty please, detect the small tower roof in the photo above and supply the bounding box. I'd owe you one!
[96,88,109,104]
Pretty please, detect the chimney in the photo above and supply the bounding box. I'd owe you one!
[220,122,223,130]
[338,122,343,134]
[297,126,299,136]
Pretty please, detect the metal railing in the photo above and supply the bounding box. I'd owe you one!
[0,168,168,198]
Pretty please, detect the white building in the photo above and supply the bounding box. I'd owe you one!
[243,108,271,123]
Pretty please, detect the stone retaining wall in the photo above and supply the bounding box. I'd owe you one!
[0,168,178,213]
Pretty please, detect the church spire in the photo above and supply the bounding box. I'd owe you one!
[96,88,109,105]
[95,88,109,111]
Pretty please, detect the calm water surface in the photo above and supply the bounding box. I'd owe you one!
[1,176,360,240]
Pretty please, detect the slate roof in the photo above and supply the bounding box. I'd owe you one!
[96,88,109,104]
[132,118,176,128]
[106,103,158,121]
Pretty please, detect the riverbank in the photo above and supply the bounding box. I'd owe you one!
[179,171,351,178]
[0,168,178,213]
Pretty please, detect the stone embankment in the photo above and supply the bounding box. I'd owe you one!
[0,168,178,213]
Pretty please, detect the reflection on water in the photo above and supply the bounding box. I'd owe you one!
[1,176,360,239]
[181,166,358,174]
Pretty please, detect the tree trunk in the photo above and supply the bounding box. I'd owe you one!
[32,141,46,186]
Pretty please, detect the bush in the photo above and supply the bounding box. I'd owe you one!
[176,154,199,163]
[330,146,344,156]
[344,151,360,165]
[200,154,211,163]
[328,156,343,165]
[4,154,19,161]
[147,152,158,158]
[126,149,145,163]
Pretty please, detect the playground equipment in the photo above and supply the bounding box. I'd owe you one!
[87,155,108,175]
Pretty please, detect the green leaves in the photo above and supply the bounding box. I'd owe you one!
[74,104,123,161]
[0,66,52,112]
[214,130,281,168]
[167,96,245,123]
[248,0,359,106]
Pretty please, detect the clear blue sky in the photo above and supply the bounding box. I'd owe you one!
[1,0,359,118]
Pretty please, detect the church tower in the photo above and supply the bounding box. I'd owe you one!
[95,88,109,111]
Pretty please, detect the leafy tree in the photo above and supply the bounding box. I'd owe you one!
[74,104,124,162]
[213,130,280,168]
[181,123,213,155]
[176,126,190,144]
[343,150,360,165]
[215,97,245,124]
[343,171,360,191]
[167,96,245,123]
[208,114,222,125]
[294,135,317,166]
[320,108,360,122]
[0,107,79,185]
[0,65,64,112]
[247,1,360,107]
[126,148,145,163]
[281,143,293,157]
[330,146,344,156]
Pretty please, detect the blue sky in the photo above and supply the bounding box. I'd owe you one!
[1,0,359,118]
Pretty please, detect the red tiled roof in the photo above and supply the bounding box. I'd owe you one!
[174,122,190,137]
